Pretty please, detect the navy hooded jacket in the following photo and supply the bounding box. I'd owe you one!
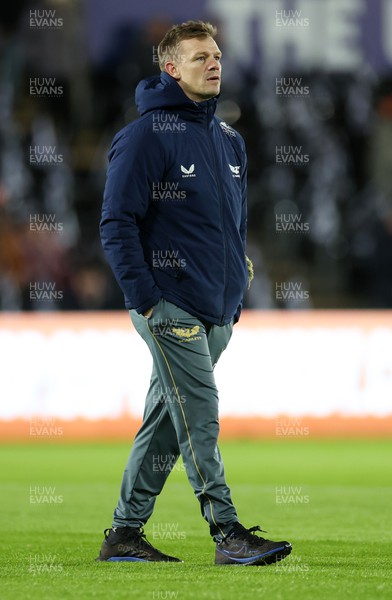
[100,71,248,326]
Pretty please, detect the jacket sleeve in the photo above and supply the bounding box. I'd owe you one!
[234,137,248,324]
[100,125,164,314]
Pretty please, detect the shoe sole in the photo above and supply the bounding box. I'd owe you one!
[216,543,292,566]
[96,556,183,563]
[95,556,148,562]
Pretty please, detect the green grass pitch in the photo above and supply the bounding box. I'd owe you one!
[1,439,391,600]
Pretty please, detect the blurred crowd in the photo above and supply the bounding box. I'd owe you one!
[1,1,392,311]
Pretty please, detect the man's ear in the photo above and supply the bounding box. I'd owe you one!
[165,61,181,80]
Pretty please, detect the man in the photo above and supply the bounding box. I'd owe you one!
[98,20,292,566]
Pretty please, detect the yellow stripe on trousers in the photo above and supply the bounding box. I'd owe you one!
[147,321,225,538]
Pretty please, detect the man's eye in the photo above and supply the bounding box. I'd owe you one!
[197,56,205,61]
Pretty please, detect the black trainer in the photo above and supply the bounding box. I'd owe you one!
[215,523,292,566]
[96,527,183,562]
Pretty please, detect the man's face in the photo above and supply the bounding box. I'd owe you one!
[166,37,222,102]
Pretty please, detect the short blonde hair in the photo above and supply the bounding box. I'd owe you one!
[157,20,218,71]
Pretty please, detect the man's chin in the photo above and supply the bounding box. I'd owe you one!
[207,83,221,94]
[200,87,221,101]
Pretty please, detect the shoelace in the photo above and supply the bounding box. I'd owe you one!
[132,528,154,549]
[226,524,268,546]
[106,527,155,550]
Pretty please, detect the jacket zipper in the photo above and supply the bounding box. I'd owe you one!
[205,110,228,325]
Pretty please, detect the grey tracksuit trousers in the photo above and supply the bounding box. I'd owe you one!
[112,298,238,538]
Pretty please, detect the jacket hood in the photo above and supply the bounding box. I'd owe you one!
[135,72,218,120]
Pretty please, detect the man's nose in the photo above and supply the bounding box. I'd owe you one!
[208,59,220,70]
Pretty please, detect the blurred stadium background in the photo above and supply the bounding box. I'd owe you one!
[1,0,392,438]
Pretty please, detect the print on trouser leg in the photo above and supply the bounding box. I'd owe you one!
[127,299,238,537]
[113,364,180,528]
